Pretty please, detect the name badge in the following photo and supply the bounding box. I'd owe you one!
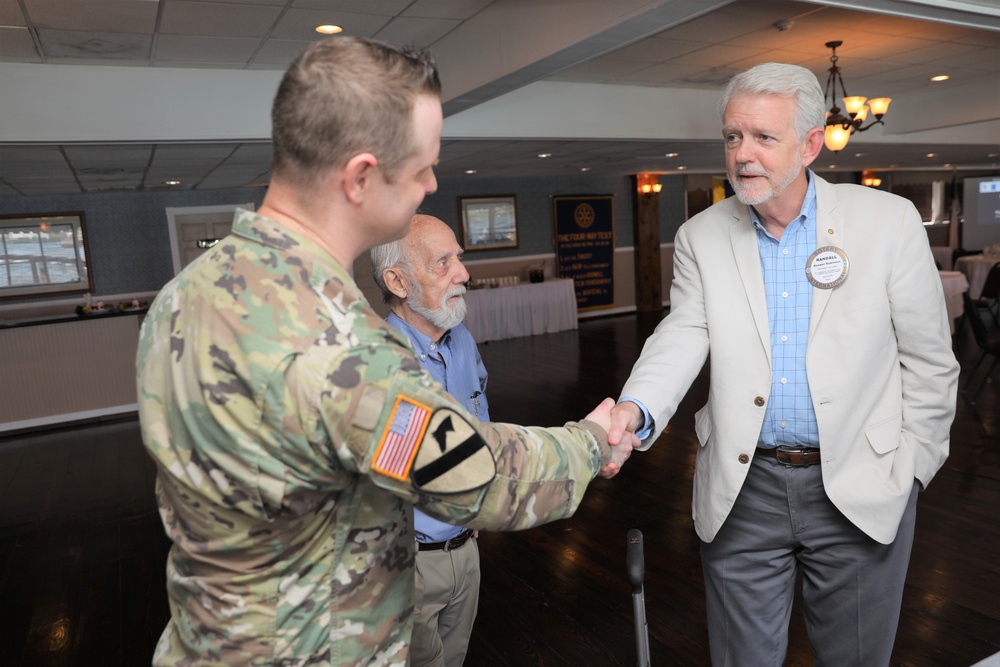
[805,246,849,289]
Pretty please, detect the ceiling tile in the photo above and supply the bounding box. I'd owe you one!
[293,0,410,13]
[38,29,151,60]
[374,16,460,48]
[155,35,262,63]
[160,1,284,38]
[402,0,494,21]
[0,1,27,26]
[22,0,158,34]
[0,27,40,59]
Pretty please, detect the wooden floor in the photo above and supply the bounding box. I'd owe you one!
[1,312,997,666]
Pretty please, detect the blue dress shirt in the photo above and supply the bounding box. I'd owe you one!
[751,171,819,448]
[623,171,820,449]
[386,312,490,543]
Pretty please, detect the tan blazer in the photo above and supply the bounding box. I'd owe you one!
[621,174,958,545]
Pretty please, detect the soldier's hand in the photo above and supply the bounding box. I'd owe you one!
[585,398,634,478]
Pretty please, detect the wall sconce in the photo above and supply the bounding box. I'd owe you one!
[639,182,662,197]
[861,170,882,188]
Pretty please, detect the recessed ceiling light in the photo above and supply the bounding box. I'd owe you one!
[464,169,477,175]
[930,75,949,82]
[854,152,866,157]
[926,153,936,158]
[677,166,687,170]
[165,180,181,186]
[988,153,999,158]
[316,25,343,34]
[537,153,552,158]
[664,152,679,158]
[580,167,591,172]
[828,164,837,169]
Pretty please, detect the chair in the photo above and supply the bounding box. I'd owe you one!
[971,261,1000,330]
[961,291,1000,406]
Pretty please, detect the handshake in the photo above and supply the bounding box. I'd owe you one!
[584,398,644,479]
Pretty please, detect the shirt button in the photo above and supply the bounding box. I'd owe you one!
[739,454,750,464]
[429,344,436,350]
[781,335,788,342]
[420,354,427,360]
[780,421,787,428]
[782,291,789,298]
[780,377,787,384]
[782,249,789,255]
[754,396,766,407]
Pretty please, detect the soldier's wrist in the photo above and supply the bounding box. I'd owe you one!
[575,419,612,471]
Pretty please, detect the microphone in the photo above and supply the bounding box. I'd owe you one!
[627,529,650,667]
[627,528,645,594]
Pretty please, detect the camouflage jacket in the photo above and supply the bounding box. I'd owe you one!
[136,209,611,666]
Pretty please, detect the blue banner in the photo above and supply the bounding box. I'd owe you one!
[553,195,615,311]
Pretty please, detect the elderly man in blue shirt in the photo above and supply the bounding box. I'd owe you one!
[371,213,488,667]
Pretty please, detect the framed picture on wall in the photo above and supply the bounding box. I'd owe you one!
[459,195,519,251]
[0,212,94,299]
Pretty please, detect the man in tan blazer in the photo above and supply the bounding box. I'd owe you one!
[610,62,958,666]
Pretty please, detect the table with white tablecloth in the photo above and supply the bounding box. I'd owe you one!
[463,278,577,343]
[939,270,969,334]
[955,254,999,299]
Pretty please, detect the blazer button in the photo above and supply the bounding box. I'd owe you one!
[754,396,766,407]
[739,454,750,464]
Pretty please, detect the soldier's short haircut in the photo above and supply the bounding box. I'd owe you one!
[271,36,442,190]
[718,62,826,141]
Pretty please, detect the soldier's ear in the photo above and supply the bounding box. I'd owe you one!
[383,267,409,299]
[342,152,379,205]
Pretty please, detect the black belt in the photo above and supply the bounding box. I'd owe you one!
[418,529,473,552]
[756,447,821,466]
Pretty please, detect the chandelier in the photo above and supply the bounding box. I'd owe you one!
[822,40,891,152]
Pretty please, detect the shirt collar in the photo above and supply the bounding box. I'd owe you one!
[385,311,451,357]
[749,169,817,235]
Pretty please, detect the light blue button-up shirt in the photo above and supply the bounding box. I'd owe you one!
[752,171,819,448]
[386,312,490,543]
[623,171,820,448]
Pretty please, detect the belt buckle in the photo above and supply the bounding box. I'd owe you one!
[775,448,816,467]
[443,530,467,552]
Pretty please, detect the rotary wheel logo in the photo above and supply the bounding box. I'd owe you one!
[575,203,595,229]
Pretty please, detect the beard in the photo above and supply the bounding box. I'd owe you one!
[730,160,802,206]
[407,284,467,332]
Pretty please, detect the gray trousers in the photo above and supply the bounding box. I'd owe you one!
[700,452,918,667]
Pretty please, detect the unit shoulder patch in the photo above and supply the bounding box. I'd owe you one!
[412,408,496,494]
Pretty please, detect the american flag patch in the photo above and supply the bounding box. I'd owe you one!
[372,396,432,481]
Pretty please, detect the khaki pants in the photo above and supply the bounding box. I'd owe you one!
[410,537,481,667]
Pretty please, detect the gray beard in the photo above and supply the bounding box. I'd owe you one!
[407,288,467,332]
[732,162,801,206]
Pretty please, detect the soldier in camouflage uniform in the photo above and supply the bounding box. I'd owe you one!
[137,36,634,666]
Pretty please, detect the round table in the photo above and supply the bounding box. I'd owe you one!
[955,254,1000,299]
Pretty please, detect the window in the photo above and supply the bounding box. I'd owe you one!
[0,212,93,299]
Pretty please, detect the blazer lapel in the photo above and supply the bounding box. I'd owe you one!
[810,177,844,342]
[730,206,771,364]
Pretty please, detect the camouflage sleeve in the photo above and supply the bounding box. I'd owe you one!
[306,340,612,532]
